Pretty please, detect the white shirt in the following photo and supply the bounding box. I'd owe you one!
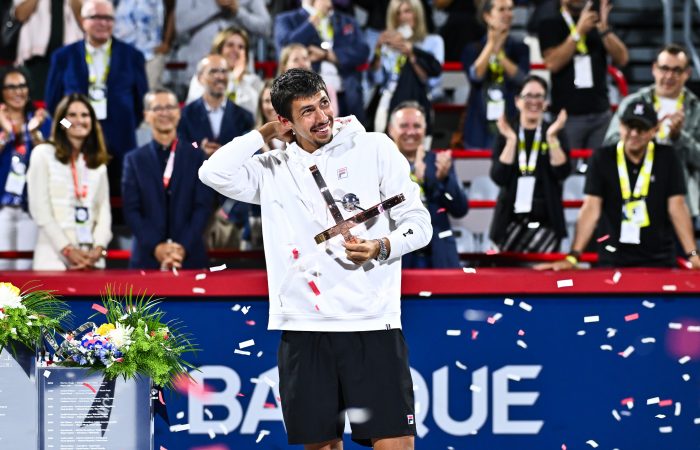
[86,39,111,87]
[203,97,226,140]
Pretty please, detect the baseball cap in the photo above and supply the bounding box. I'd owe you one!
[620,100,657,130]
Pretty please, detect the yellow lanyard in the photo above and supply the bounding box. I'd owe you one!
[653,91,684,141]
[488,51,505,84]
[561,9,588,54]
[616,141,655,201]
[517,125,544,175]
[85,40,112,85]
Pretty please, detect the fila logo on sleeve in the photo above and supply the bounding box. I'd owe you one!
[407,414,414,425]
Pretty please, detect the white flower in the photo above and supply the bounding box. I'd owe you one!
[0,282,24,310]
[106,322,134,348]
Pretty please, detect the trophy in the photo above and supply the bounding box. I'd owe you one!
[309,165,405,244]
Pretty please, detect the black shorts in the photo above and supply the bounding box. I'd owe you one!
[277,329,416,447]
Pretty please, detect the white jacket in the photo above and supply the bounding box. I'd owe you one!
[199,116,432,331]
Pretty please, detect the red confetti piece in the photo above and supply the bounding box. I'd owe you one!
[436,208,446,214]
[245,320,256,326]
[518,329,525,336]
[562,445,567,450]
[67,287,77,293]
[308,280,321,296]
[91,303,107,314]
[596,234,610,243]
[315,304,320,311]
[485,249,498,255]
[471,330,479,340]
[625,313,639,322]
[292,248,299,259]
[236,393,245,397]
[158,390,165,405]
[487,317,496,324]
[620,397,634,405]
[263,402,276,408]
[83,382,97,393]
[659,399,673,407]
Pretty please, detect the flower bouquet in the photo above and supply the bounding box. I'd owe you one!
[55,286,197,387]
[0,282,71,355]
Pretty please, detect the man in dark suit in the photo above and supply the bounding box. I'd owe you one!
[274,0,369,123]
[45,0,149,195]
[122,88,214,270]
[388,101,468,268]
[178,54,254,157]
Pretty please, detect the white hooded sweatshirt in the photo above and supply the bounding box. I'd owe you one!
[199,116,432,331]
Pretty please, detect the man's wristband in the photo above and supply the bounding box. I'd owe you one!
[687,249,699,259]
[599,28,613,38]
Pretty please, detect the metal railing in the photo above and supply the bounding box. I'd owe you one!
[683,0,700,74]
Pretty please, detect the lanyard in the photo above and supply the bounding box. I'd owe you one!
[162,139,177,188]
[517,124,543,175]
[488,51,505,84]
[616,140,655,201]
[85,40,112,85]
[653,90,684,141]
[561,9,588,54]
[70,153,89,203]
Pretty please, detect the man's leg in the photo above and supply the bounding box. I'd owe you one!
[372,436,414,449]
[304,438,344,450]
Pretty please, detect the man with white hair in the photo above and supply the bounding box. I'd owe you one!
[45,0,149,195]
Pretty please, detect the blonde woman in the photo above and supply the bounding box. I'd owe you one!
[27,94,112,270]
[186,27,263,116]
[369,0,443,133]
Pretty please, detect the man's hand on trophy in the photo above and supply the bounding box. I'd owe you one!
[258,121,295,145]
[344,238,380,265]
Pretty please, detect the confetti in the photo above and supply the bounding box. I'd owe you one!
[308,280,321,296]
[516,339,527,349]
[438,230,453,239]
[195,273,207,281]
[209,264,227,272]
[688,325,700,332]
[172,267,179,276]
[43,370,51,378]
[606,328,617,338]
[596,234,610,243]
[647,397,660,405]
[641,337,656,344]
[642,300,656,309]
[208,428,216,439]
[345,407,372,424]
[219,423,229,435]
[675,402,681,416]
[257,351,263,357]
[263,376,277,387]
[655,414,666,419]
[462,267,476,273]
[600,345,613,351]
[669,322,682,330]
[527,222,540,229]
[191,141,198,148]
[455,360,467,370]
[662,285,677,291]
[176,412,185,419]
[444,192,454,201]
[446,330,461,336]
[624,313,639,322]
[518,329,525,336]
[239,339,255,349]
[469,384,482,393]
[256,429,270,443]
[245,320,256,326]
[557,279,573,288]
[682,374,690,381]
[487,313,502,324]
[659,399,673,407]
[659,426,672,433]
[232,304,241,312]
[192,287,206,294]
[612,271,622,284]
[619,346,634,358]
[234,349,250,356]
[679,355,691,364]
[292,248,299,259]
[436,207,446,214]
[418,291,432,297]
[612,409,621,421]
[91,303,108,314]
[504,298,514,306]
[605,245,617,253]
[204,408,213,419]
[519,301,533,312]
[620,397,634,407]
[584,315,600,323]
[169,424,191,432]
[694,418,700,425]
[59,118,72,128]
[577,330,586,336]
[586,440,599,448]
[241,306,251,314]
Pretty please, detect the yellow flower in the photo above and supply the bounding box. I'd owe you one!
[97,323,116,336]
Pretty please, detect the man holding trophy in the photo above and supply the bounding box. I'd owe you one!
[199,68,431,449]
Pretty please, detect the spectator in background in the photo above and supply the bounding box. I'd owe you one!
[388,101,467,268]
[537,100,700,270]
[435,0,485,61]
[122,88,214,270]
[256,79,285,151]
[538,0,628,150]
[174,0,271,86]
[0,68,51,270]
[604,44,700,224]
[186,27,263,117]
[27,93,111,270]
[13,0,83,100]
[45,0,149,196]
[113,0,175,89]
[274,0,369,123]
[455,0,529,150]
[277,43,339,115]
[368,0,442,134]
[490,75,571,253]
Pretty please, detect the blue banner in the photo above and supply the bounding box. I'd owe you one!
[62,295,700,450]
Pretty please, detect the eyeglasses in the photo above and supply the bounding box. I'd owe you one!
[2,83,28,91]
[656,65,688,75]
[149,105,179,113]
[85,15,114,22]
[206,68,229,76]
[519,93,546,101]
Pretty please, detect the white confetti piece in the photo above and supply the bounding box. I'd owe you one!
[504,298,514,306]
[232,304,241,311]
[669,322,682,330]
[239,339,255,349]
[234,349,251,356]
[605,245,617,253]
[662,285,677,291]
[519,301,533,312]
[612,410,621,421]
[438,230,453,239]
[345,407,372,424]
[192,141,198,148]
[418,291,432,297]
[487,312,503,324]
[241,306,251,314]
[557,279,573,288]
[218,423,229,435]
[192,287,205,294]
[176,411,184,419]
[679,355,691,364]
[195,273,207,281]
[620,346,634,358]
[256,429,270,443]
[257,351,263,358]
[446,329,461,336]
[43,370,51,378]
[600,345,613,351]
[586,440,599,448]
[577,330,586,336]
[675,402,681,416]
[659,426,672,433]
[688,325,700,332]
[606,328,617,338]
[655,414,666,419]
[612,271,622,283]
[204,408,213,419]
[208,428,216,439]
[455,361,467,370]
[169,424,191,432]
[579,163,588,172]
[694,418,700,425]
[263,376,277,387]
[209,264,227,272]
[250,377,259,384]
[642,300,655,309]
[584,315,600,323]
[469,384,482,393]
[516,339,527,349]
[444,192,454,201]
[647,397,660,405]
[682,374,690,381]
[507,374,521,382]
[527,222,540,229]
[172,267,179,276]
[59,118,72,128]
[462,267,476,273]
[641,337,656,344]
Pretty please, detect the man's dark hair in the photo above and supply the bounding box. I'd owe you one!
[270,68,328,120]
[656,43,690,66]
[518,74,549,95]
